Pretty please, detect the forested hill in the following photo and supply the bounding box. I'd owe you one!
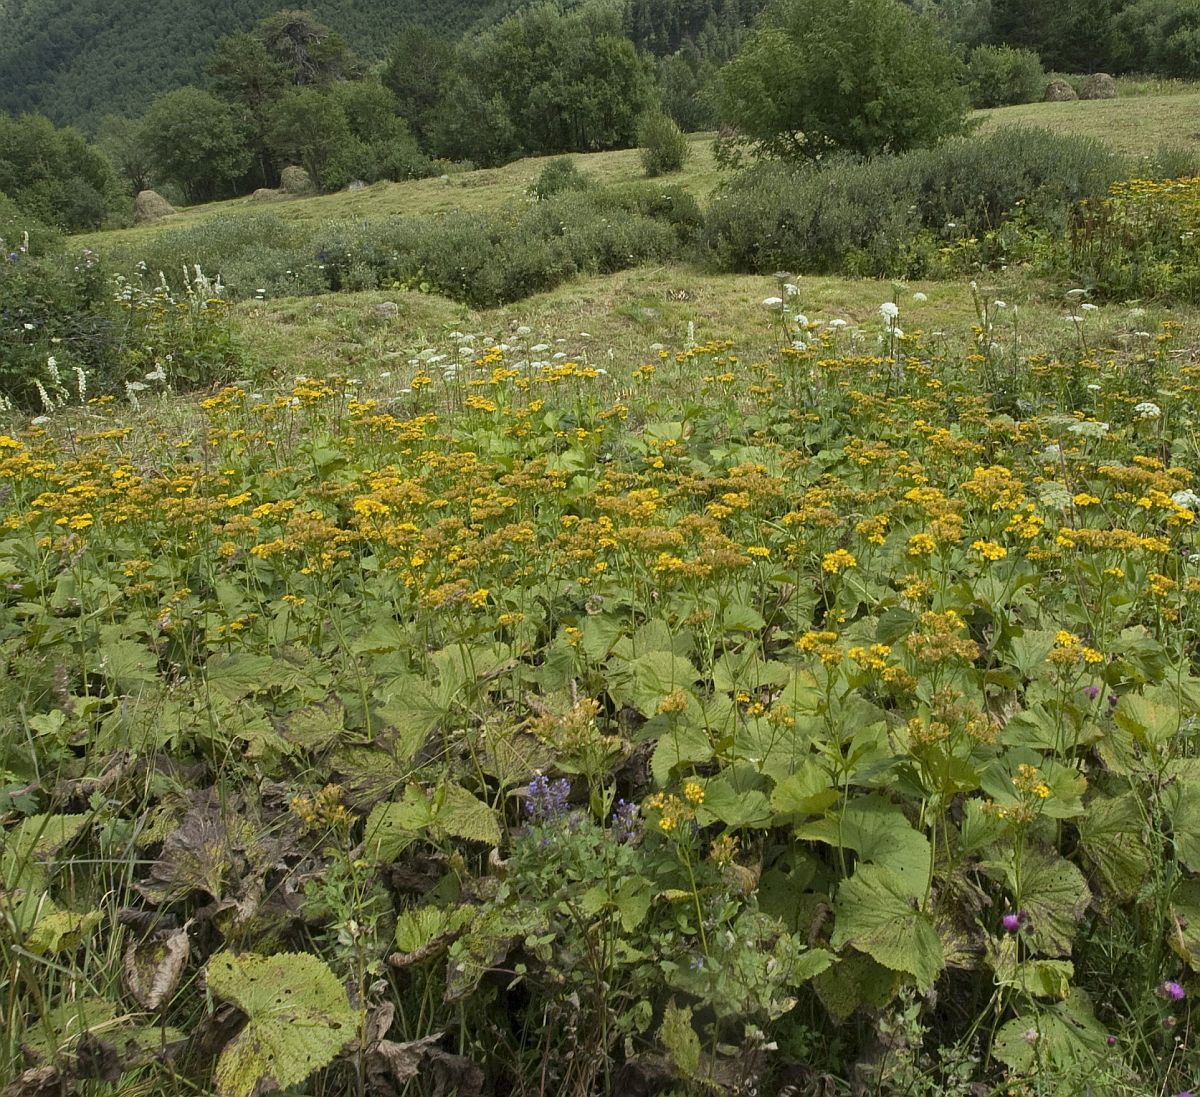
[0,0,766,133]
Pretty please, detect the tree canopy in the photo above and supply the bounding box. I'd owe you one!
[717,0,969,160]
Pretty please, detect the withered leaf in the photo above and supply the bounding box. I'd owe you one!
[125,929,189,1010]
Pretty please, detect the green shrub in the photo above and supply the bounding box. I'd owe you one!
[716,0,969,160]
[0,193,63,257]
[104,184,698,310]
[529,157,592,200]
[637,111,690,177]
[0,248,240,410]
[966,45,1046,107]
[700,127,1123,278]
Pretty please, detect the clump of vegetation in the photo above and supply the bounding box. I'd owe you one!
[0,240,240,410]
[716,0,969,161]
[701,127,1123,278]
[101,183,700,307]
[529,156,592,200]
[637,111,691,176]
[966,44,1047,107]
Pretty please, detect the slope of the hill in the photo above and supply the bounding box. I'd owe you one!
[0,0,766,133]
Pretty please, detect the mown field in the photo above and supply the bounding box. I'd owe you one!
[4,92,1200,1097]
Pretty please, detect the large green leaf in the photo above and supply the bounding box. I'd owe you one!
[434,783,501,846]
[1078,791,1153,900]
[659,1001,700,1077]
[205,653,275,701]
[995,846,1090,958]
[695,776,772,828]
[769,760,839,817]
[650,720,713,786]
[207,951,358,1097]
[363,787,433,863]
[796,795,931,888]
[831,863,945,988]
[992,990,1108,1076]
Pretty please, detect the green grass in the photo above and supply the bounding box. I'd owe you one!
[228,263,1192,381]
[973,90,1200,159]
[74,88,1198,264]
[78,134,722,252]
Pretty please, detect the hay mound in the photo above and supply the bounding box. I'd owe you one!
[133,190,176,224]
[1043,79,1078,102]
[280,166,316,196]
[250,188,284,202]
[1081,73,1117,100]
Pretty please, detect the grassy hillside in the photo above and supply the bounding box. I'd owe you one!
[76,135,722,253]
[973,89,1200,158]
[78,89,1191,262]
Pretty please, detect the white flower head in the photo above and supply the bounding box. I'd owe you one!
[1134,401,1161,419]
[879,301,900,321]
[912,292,928,302]
[762,296,784,308]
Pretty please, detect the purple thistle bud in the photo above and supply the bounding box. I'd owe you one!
[1085,685,1101,701]
[1002,913,1021,934]
[1106,1035,1117,1047]
[1108,693,1119,708]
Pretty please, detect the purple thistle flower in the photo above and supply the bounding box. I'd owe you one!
[1002,912,1021,934]
[1085,685,1101,701]
[1163,980,1186,1001]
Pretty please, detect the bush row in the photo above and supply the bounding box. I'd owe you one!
[104,184,703,309]
[698,127,1143,280]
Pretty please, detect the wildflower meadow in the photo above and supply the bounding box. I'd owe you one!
[3,249,1200,1097]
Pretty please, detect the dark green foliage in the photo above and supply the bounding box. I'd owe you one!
[94,115,154,196]
[529,158,593,200]
[427,80,521,168]
[716,0,969,161]
[988,0,1118,72]
[141,87,254,203]
[265,87,352,190]
[0,114,122,232]
[0,247,112,408]
[381,25,458,145]
[455,2,655,159]
[0,245,239,408]
[700,128,1124,278]
[0,0,488,133]
[637,112,690,176]
[657,48,720,132]
[1114,0,1200,77]
[626,0,765,55]
[966,45,1046,108]
[207,32,289,112]
[0,194,63,256]
[255,9,358,86]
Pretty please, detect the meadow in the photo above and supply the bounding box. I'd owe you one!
[3,92,1200,1097]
